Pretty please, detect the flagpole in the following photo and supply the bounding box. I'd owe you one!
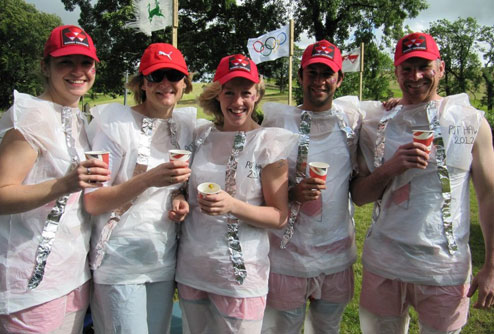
[288,19,294,105]
[359,42,364,101]
[172,0,178,47]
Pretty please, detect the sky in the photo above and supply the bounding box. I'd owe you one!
[25,0,494,47]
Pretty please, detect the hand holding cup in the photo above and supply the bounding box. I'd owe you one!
[308,162,329,181]
[169,149,191,162]
[84,151,111,186]
[412,130,434,154]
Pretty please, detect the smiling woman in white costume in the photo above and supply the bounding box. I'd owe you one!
[175,54,298,333]
[84,42,195,334]
[0,25,110,333]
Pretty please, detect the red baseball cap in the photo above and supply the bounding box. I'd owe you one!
[139,43,189,76]
[44,25,99,62]
[301,40,342,73]
[213,54,259,84]
[394,32,441,66]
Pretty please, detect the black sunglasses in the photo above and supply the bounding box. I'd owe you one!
[144,69,186,83]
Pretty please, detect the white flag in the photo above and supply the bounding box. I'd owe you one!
[247,25,290,64]
[126,0,173,36]
[342,47,361,72]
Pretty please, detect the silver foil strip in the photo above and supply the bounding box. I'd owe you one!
[188,124,213,164]
[333,108,359,174]
[28,107,80,289]
[370,106,402,229]
[225,131,247,284]
[167,117,179,149]
[90,214,120,270]
[166,117,187,199]
[179,123,214,203]
[333,109,357,150]
[90,117,157,270]
[281,111,311,249]
[136,117,155,165]
[426,102,457,254]
[374,106,402,169]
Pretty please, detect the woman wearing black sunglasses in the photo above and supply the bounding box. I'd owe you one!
[84,43,196,334]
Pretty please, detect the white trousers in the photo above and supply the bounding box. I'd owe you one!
[91,280,175,334]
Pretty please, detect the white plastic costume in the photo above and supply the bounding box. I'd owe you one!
[261,97,361,279]
[176,124,298,296]
[87,103,196,333]
[88,103,196,284]
[261,97,362,334]
[359,94,484,286]
[0,91,91,314]
[175,123,298,332]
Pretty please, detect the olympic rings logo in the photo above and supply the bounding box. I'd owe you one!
[252,32,287,56]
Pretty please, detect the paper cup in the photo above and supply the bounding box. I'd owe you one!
[169,149,191,162]
[413,130,434,154]
[85,151,110,165]
[309,162,329,181]
[197,182,221,198]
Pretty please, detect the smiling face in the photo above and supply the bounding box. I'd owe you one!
[299,63,342,112]
[395,57,445,105]
[216,77,260,132]
[42,54,96,107]
[141,71,187,117]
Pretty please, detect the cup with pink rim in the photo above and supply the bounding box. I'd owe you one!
[169,149,192,162]
[308,162,330,181]
[412,130,434,154]
[197,182,221,198]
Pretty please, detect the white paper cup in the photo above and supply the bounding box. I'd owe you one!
[85,151,110,165]
[197,182,221,198]
[413,130,434,154]
[169,149,191,162]
[308,162,329,181]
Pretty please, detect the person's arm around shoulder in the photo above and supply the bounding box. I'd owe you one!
[350,141,430,206]
[0,129,110,214]
[467,117,494,309]
[198,159,290,229]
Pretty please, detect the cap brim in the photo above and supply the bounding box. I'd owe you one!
[49,47,99,62]
[141,63,189,76]
[215,71,259,85]
[302,58,340,73]
[394,51,438,66]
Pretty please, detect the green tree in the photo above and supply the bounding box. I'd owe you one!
[62,0,157,97]
[61,0,288,95]
[0,0,62,109]
[180,0,288,80]
[266,44,303,94]
[478,25,494,112]
[293,0,427,43]
[427,18,483,98]
[293,0,427,101]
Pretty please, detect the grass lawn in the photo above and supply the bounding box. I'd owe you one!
[58,83,494,333]
[340,187,494,334]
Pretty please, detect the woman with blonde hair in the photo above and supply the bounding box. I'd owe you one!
[175,54,298,333]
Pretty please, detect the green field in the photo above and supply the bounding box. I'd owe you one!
[341,189,494,334]
[81,82,291,120]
